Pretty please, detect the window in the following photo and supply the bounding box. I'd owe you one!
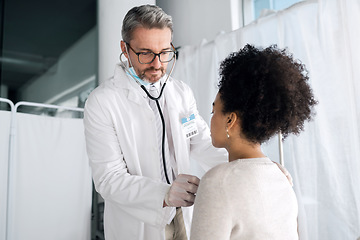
[254,0,303,19]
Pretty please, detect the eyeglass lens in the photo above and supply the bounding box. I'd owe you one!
[139,51,175,64]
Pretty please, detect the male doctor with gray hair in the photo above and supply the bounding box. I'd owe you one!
[84,4,227,240]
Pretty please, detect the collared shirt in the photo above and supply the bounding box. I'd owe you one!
[146,78,178,181]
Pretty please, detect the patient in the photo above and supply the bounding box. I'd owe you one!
[190,44,317,239]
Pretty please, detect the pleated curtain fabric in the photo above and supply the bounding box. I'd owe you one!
[148,84,173,184]
[10,112,92,240]
[172,1,360,239]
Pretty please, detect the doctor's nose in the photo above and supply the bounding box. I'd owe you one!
[150,55,162,68]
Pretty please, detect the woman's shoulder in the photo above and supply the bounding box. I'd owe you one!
[200,162,239,187]
[203,162,232,179]
[201,158,274,186]
[205,158,269,175]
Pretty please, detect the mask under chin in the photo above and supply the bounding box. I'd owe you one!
[127,67,150,85]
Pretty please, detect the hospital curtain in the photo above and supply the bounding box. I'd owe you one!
[173,0,360,239]
[6,112,92,240]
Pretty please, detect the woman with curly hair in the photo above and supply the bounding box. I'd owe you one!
[190,44,317,239]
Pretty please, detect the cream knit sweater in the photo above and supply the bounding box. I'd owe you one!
[191,158,298,240]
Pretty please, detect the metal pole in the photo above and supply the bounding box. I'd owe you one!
[278,131,284,166]
[0,97,14,240]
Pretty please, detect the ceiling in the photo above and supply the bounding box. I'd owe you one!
[0,0,96,102]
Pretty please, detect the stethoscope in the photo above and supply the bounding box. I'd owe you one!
[119,45,177,185]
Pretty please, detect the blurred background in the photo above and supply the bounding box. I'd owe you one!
[1,0,359,240]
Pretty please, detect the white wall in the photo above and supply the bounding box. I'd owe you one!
[156,0,234,47]
[17,1,239,101]
[98,0,156,84]
[18,1,238,98]
[18,28,97,104]
[0,85,8,99]
[98,0,238,84]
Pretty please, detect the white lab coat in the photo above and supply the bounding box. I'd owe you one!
[84,64,227,240]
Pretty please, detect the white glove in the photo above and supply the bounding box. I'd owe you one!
[165,174,200,207]
[273,161,293,186]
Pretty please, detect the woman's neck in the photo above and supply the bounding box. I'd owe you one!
[227,141,266,162]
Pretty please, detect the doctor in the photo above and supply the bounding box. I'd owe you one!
[84,4,227,240]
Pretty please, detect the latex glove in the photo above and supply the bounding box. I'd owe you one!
[273,161,293,187]
[165,174,200,207]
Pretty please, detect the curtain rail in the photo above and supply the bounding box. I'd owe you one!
[0,97,15,111]
[14,101,84,113]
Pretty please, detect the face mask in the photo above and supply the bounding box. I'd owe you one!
[126,67,150,86]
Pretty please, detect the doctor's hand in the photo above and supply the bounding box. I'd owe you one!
[164,174,200,207]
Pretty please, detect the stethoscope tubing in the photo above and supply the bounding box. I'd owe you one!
[120,52,176,185]
[142,84,171,184]
[140,83,171,184]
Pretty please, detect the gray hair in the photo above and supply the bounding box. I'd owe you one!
[121,5,173,43]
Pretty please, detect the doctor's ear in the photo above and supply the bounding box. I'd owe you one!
[120,41,129,58]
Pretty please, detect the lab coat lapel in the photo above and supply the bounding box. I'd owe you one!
[114,64,148,107]
[164,79,191,174]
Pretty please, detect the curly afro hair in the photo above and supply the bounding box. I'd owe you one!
[218,44,318,144]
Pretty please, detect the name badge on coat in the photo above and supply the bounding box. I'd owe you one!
[181,113,199,139]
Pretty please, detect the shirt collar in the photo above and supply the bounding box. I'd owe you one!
[145,76,164,91]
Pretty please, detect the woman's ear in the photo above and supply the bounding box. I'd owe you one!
[226,112,238,130]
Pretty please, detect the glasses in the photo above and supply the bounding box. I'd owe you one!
[126,42,176,64]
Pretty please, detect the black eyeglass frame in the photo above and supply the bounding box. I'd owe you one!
[125,42,177,64]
